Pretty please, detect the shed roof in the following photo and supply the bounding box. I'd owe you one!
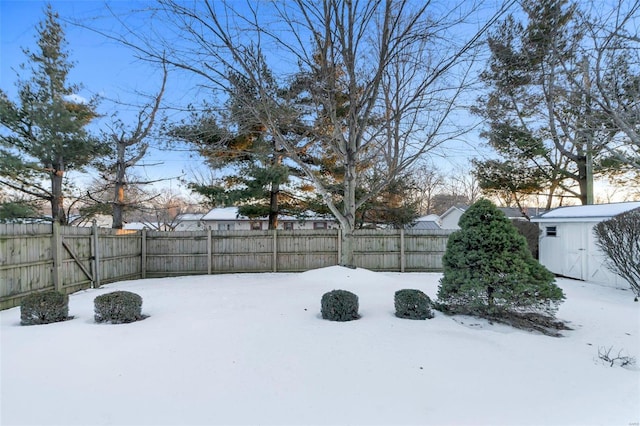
[531,202,640,223]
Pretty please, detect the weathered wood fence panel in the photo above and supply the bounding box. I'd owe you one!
[403,230,451,271]
[0,224,55,309]
[276,229,339,272]
[145,230,210,277]
[1,224,452,310]
[354,229,403,271]
[98,228,143,285]
[210,230,274,273]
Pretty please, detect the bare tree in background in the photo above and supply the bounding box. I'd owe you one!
[90,64,168,229]
[97,0,513,265]
[409,164,445,215]
[136,189,196,231]
[447,171,482,206]
[571,1,640,169]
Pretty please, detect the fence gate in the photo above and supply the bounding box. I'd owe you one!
[52,222,97,292]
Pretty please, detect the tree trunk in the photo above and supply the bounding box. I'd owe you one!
[268,181,279,230]
[577,155,588,205]
[51,167,66,225]
[113,183,125,229]
[340,149,358,268]
[112,141,127,229]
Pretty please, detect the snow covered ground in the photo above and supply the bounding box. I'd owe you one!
[1,266,638,426]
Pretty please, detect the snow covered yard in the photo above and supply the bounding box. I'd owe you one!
[1,266,638,426]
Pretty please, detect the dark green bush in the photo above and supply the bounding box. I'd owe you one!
[94,291,144,324]
[395,289,434,320]
[321,290,360,322]
[20,290,70,325]
[437,199,564,317]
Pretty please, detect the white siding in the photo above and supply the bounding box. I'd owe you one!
[440,210,463,229]
[538,220,630,289]
[201,219,336,231]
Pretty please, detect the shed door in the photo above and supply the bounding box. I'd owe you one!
[586,224,624,287]
[562,223,587,280]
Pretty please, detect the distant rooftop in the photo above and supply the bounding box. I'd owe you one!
[531,202,640,222]
[201,207,334,221]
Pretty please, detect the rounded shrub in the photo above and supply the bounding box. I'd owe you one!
[394,289,434,320]
[20,290,70,326]
[94,291,144,324]
[321,289,360,322]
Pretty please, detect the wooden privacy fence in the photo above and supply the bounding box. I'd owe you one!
[0,223,452,310]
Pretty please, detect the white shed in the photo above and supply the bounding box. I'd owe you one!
[531,202,640,288]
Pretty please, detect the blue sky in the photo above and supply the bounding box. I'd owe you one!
[1,1,487,182]
[1,0,209,192]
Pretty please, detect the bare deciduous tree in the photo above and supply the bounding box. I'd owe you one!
[408,164,445,215]
[136,189,197,231]
[89,64,169,229]
[95,0,513,265]
[571,1,640,169]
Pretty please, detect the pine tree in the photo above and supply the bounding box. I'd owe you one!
[437,199,564,318]
[0,5,106,224]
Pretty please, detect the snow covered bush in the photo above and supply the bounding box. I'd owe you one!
[94,291,144,324]
[321,290,360,321]
[20,290,70,325]
[593,208,640,301]
[437,199,564,318]
[394,289,433,320]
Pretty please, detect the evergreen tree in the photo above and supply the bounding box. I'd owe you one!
[0,200,41,223]
[0,5,106,224]
[437,199,564,318]
[170,64,311,229]
[356,174,421,229]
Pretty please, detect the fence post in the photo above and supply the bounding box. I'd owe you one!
[337,228,342,265]
[272,229,278,273]
[207,227,212,275]
[51,221,63,292]
[91,220,100,288]
[400,229,405,273]
[141,228,147,279]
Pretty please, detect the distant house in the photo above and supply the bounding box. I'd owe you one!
[439,205,539,229]
[531,201,640,289]
[407,214,442,230]
[200,207,338,231]
[174,213,206,231]
[439,206,468,229]
[123,222,173,231]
